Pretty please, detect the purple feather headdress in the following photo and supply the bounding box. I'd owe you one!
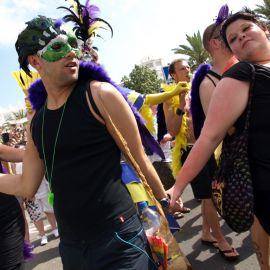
[58,0,113,61]
[214,4,229,25]
[28,61,164,159]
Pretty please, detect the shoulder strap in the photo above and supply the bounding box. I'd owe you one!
[207,70,222,80]
[205,74,217,87]
[244,64,255,131]
[86,84,104,120]
[97,90,165,217]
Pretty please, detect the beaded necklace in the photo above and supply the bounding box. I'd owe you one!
[41,99,68,206]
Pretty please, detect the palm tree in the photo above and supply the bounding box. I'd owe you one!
[5,109,27,123]
[254,0,270,22]
[12,109,27,120]
[172,31,210,71]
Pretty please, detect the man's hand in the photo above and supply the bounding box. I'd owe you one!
[170,82,190,96]
[160,133,173,144]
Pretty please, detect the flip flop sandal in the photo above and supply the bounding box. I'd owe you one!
[201,239,218,248]
[218,248,240,261]
[179,206,191,213]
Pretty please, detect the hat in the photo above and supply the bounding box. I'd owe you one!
[15,15,65,75]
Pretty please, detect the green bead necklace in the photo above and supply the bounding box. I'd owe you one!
[41,99,68,206]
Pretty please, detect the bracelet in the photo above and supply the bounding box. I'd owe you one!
[176,108,185,116]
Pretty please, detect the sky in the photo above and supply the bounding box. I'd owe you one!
[0,0,258,113]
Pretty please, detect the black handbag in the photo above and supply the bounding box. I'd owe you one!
[212,63,255,233]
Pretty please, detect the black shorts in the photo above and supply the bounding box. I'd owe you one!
[152,161,175,190]
[253,189,270,235]
[181,146,217,199]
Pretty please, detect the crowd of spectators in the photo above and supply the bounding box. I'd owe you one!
[0,124,27,147]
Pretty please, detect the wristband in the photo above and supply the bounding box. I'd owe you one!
[176,108,185,116]
[159,197,170,208]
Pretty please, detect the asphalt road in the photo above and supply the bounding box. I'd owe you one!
[24,185,259,270]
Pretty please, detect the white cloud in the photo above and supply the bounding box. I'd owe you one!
[0,0,59,45]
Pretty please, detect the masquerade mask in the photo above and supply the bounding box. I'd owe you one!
[37,33,81,62]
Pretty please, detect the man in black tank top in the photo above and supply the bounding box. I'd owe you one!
[0,10,170,270]
[189,22,239,260]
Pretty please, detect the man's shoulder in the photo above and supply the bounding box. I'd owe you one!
[89,81,122,105]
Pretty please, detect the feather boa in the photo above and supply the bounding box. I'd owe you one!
[163,84,188,177]
[28,61,164,159]
[23,240,34,260]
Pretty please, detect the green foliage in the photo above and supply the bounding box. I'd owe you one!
[5,109,27,121]
[172,31,210,71]
[254,0,270,25]
[121,65,163,95]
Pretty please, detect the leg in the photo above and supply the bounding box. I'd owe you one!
[34,219,48,246]
[20,201,30,242]
[201,200,215,243]
[203,199,239,259]
[45,212,57,230]
[45,212,59,237]
[251,216,270,270]
[34,219,46,236]
[40,196,59,237]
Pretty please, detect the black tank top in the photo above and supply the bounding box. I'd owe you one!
[31,79,136,240]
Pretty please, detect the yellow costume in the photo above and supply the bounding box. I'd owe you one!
[12,70,40,114]
[127,82,190,136]
[125,82,189,201]
[162,83,190,177]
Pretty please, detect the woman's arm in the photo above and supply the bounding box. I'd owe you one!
[0,125,45,198]
[91,81,168,200]
[171,77,250,204]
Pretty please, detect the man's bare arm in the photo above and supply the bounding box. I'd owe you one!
[0,144,24,162]
[91,81,168,200]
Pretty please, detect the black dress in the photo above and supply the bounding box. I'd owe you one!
[223,62,270,235]
[0,163,24,269]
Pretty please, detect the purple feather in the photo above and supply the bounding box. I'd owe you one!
[23,240,34,260]
[215,4,229,25]
[28,61,164,159]
[28,80,47,111]
[54,18,65,28]
[83,1,100,20]
[190,63,211,139]
[1,164,8,174]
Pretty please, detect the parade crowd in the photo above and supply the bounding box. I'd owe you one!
[0,1,270,270]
